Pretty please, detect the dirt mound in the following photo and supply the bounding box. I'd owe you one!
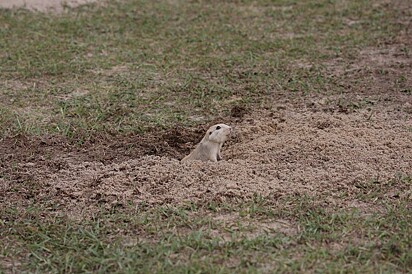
[29,101,412,218]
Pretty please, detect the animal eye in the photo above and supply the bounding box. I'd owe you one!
[216,126,221,130]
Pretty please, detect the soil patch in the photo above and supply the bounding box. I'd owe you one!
[2,98,410,219]
[0,0,98,12]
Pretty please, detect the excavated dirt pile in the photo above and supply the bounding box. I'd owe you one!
[34,100,412,217]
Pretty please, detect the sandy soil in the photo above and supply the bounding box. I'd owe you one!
[0,0,97,12]
[2,97,411,219]
[48,104,412,212]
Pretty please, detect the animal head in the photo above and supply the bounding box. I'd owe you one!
[206,123,232,143]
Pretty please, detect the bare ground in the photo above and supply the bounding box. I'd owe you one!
[1,94,411,219]
[0,0,98,12]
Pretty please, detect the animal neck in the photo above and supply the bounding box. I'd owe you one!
[201,135,219,144]
[201,139,220,151]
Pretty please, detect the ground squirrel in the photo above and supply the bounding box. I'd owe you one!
[181,124,232,162]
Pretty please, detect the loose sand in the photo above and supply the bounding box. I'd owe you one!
[27,99,410,218]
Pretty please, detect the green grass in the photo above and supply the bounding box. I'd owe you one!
[2,194,411,273]
[0,0,404,138]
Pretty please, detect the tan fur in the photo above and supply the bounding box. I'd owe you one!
[181,123,232,162]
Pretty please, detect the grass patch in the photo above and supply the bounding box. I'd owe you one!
[0,0,405,138]
[1,194,411,273]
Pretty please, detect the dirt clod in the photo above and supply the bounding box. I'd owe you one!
[230,105,249,119]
